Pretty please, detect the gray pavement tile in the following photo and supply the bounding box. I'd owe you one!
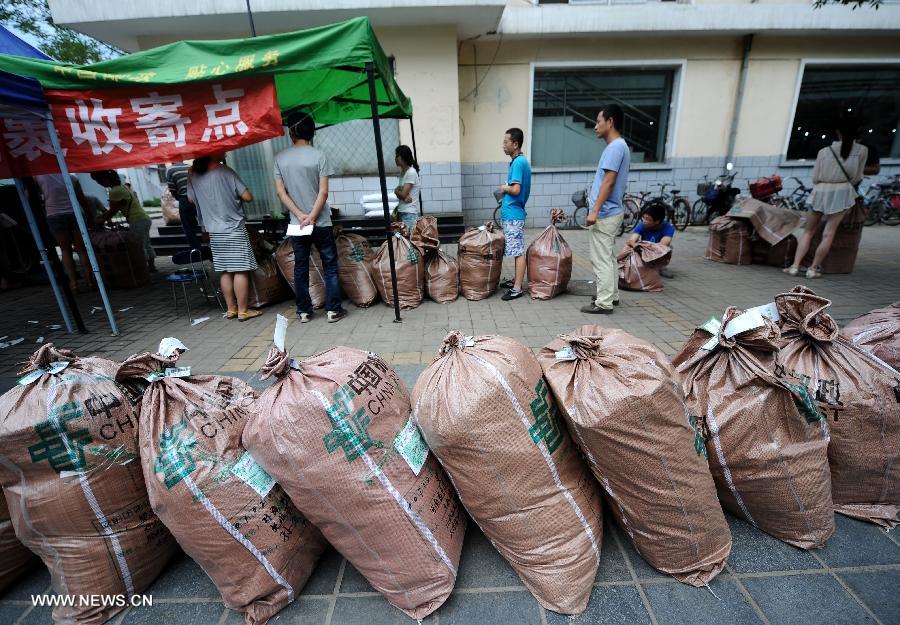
[438,590,541,625]
[838,570,900,625]
[338,563,375,594]
[545,586,652,625]
[817,515,900,568]
[597,523,631,583]
[0,604,27,624]
[644,579,764,625]
[611,524,669,580]
[725,514,823,573]
[330,595,434,625]
[223,598,330,625]
[299,547,343,596]
[16,605,52,625]
[742,573,874,625]
[454,525,523,589]
[0,565,49,601]
[120,601,223,625]
[142,553,219,599]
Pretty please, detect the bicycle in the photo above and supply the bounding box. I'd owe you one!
[691,168,739,226]
[646,182,691,231]
[492,189,589,230]
[863,174,900,226]
[770,177,812,212]
[621,191,648,235]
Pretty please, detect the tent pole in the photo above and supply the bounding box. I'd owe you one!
[367,62,402,324]
[12,179,77,334]
[45,119,120,336]
[409,116,423,217]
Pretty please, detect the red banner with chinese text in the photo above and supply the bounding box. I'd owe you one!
[0,76,283,178]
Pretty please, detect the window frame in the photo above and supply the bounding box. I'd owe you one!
[527,59,686,172]
[781,58,900,167]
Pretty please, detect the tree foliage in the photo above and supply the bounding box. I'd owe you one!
[0,0,122,64]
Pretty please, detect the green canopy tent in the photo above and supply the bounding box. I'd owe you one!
[0,16,415,323]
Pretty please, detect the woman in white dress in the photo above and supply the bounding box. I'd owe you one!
[785,120,867,279]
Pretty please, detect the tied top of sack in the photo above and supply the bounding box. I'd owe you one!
[115,337,188,381]
[775,286,840,343]
[713,306,782,354]
[21,343,77,375]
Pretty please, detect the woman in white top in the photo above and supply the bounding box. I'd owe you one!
[393,145,420,233]
[785,120,868,279]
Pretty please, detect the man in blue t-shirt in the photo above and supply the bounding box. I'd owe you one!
[582,104,631,314]
[627,202,675,247]
[498,127,531,301]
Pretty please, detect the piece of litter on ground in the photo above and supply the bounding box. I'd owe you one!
[191,317,210,326]
[0,336,7,342]
[91,306,102,314]
[119,307,134,312]
[36,336,44,343]
[28,320,39,324]
[0,338,24,349]
[47,325,62,330]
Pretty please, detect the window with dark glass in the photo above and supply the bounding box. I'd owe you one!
[786,64,900,161]
[532,67,675,168]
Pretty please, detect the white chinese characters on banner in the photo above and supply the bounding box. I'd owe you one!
[2,119,58,161]
[130,92,192,148]
[201,84,249,142]
[65,98,133,156]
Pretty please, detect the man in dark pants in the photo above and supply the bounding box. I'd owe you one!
[165,161,202,251]
[274,112,346,323]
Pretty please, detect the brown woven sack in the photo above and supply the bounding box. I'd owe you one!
[90,227,149,288]
[843,302,900,371]
[458,223,505,300]
[526,223,572,300]
[539,326,731,586]
[727,197,803,245]
[411,216,440,256]
[0,488,36,594]
[161,188,180,225]
[412,332,603,615]
[336,231,379,307]
[617,242,671,292]
[243,341,465,620]
[0,345,176,625]
[751,235,797,268]
[116,344,327,624]
[249,255,292,309]
[704,217,751,265]
[372,227,425,310]
[801,201,866,274]
[774,287,900,527]
[672,308,834,548]
[275,239,326,309]
[425,250,459,303]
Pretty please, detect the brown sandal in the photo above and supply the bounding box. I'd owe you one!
[225,309,238,319]
[238,309,263,322]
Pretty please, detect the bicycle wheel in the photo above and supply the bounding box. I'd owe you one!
[882,195,900,226]
[691,199,707,226]
[492,205,502,229]
[572,206,589,229]
[864,200,881,227]
[672,198,690,231]
[622,198,640,232]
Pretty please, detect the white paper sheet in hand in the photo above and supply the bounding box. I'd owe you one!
[286,224,314,237]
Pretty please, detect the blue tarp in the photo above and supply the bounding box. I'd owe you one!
[0,25,50,118]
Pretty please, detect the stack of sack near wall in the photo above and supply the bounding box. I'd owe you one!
[539,327,731,585]
[842,301,900,371]
[526,208,572,300]
[372,223,425,310]
[116,340,327,624]
[458,223,505,300]
[672,308,835,548]
[412,332,603,615]
[0,488,36,593]
[161,189,180,225]
[774,287,900,527]
[249,238,293,309]
[705,217,752,265]
[0,345,177,625]
[275,239,326,309]
[801,201,867,274]
[335,230,379,307]
[243,321,465,620]
[617,242,671,292]
[90,226,149,288]
[727,198,803,268]
[426,250,459,303]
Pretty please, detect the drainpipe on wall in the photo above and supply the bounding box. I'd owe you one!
[725,34,754,168]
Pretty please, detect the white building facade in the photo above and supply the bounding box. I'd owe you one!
[49,0,900,225]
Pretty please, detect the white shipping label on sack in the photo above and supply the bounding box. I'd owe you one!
[700,317,722,351]
[17,361,70,386]
[478,225,486,231]
[165,367,192,378]
[723,309,766,340]
[747,302,780,323]
[286,224,313,237]
[232,452,276,498]
[158,337,189,358]
[393,417,429,476]
[274,314,288,351]
[555,347,578,361]
[464,336,476,347]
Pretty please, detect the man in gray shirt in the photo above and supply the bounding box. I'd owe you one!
[275,112,346,323]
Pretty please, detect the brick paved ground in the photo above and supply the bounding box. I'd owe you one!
[1,223,899,624]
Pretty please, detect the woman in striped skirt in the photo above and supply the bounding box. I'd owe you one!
[187,153,262,321]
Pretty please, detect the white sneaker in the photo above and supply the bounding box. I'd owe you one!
[327,309,347,323]
[299,312,311,323]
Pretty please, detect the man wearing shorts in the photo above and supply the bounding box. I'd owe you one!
[499,128,531,301]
